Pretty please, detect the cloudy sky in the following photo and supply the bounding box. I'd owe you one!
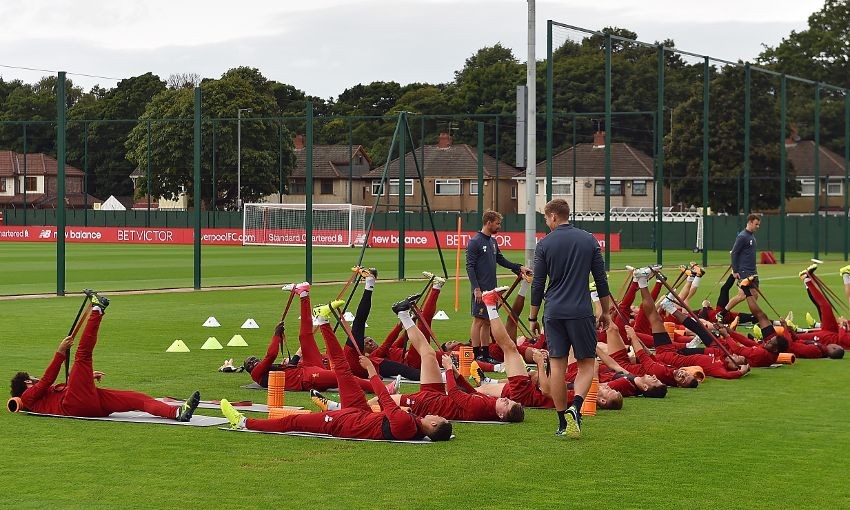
[0,0,825,99]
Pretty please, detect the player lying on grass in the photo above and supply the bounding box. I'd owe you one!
[359,293,525,422]
[598,321,699,390]
[786,266,848,356]
[222,300,452,442]
[10,292,200,422]
[342,267,423,381]
[473,288,624,410]
[243,283,399,394]
[628,268,750,379]
[358,269,449,371]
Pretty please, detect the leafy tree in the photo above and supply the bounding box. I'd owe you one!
[666,65,798,212]
[0,76,83,155]
[125,67,295,209]
[66,73,167,199]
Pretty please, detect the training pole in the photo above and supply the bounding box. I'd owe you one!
[410,303,442,350]
[328,306,363,356]
[334,274,363,334]
[455,214,461,312]
[65,293,91,382]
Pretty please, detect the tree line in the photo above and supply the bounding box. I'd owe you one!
[0,0,846,212]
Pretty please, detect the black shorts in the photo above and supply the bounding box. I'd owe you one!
[543,316,597,359]
[470,294,487,319]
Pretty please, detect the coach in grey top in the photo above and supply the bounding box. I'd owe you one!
[529,199,611,439]
[731,214,760,282]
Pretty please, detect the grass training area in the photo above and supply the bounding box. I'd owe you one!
[2,243,850,508]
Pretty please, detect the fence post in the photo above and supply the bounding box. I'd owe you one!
[56,71,67,296]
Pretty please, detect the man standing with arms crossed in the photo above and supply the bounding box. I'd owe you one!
[718,214,761,322]
[466,210,529,363]
[530,199,611,439]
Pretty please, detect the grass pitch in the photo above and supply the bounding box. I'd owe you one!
[1,244,849,508]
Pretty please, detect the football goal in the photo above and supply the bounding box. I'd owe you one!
[242,203,368,247]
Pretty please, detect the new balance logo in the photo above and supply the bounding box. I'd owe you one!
[39,229,52,239]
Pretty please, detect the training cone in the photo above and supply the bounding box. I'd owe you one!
[201,337,223,350]
[203,316,221,328]
[241,318,259,329]
[227,334,249,347]
[581,377,598,417]
[433,310,450,320]
[166,340,190,352]
[343,311,356,322]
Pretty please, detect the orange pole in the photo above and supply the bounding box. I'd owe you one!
[454,215,462,312]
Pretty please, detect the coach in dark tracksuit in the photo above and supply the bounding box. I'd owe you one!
[466,210,527,362]
[529,199,611,439]
[720,214,762,320]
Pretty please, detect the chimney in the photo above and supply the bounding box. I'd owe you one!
[294,134,305,150]
[437,132,453,149]
[592,131,605,149]
[785,124,800,147]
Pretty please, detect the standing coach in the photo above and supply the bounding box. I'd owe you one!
[529,199,611,439]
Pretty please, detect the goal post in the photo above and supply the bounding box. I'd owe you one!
[242,203,368,247]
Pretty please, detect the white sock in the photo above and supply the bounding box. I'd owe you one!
[661,295,677,314]
[492,363,504,373]
[365,276,376,291]
[327,399,341,411]
[299,290,309,298]
[518,279,529,297]
[441,371,447,383]
[486,304,500,320]
[432,278,444,290]
[692,276,702,288]
[636,277,648,289]
[315,314,329,325]
[843,274,850,285]
[398,310,415,330]
[92,306,104,315]
[687,275,695,283]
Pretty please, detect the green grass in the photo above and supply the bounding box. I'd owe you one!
[1,247,850,508]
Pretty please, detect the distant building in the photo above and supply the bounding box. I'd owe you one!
[785,137,846,213]
[0,151,99,208]
[364,133,520,213]
[514,132,667,214]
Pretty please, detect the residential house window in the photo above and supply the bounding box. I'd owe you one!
[799,178,815,197]
[534,179,543,196]
[632,180,647,196]
[372,179,413,196]
[594,180,623,196]
[511,185,517,199]
[25,176,38,192]
[0,178,6,192]
[290,180,306,194]
[826,179,842,196]
[393,179,414,196]
[320,179,334,195]
[552,179,572,196]
[469,180,479,196]
[435,179,462,196]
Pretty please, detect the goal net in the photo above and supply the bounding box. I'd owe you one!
[242,203,368,247]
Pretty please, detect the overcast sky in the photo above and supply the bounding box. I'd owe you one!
[0,0,825,99]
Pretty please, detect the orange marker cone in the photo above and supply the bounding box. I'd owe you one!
[581,377,598,417]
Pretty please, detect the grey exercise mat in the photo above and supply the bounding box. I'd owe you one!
[220,427,447,443]
[24,411,228,427]
[450,419,510,424]
[157,398,302,413]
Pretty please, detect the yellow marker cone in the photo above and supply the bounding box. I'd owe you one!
[166,340,190,352]
[201,337,223,350]
[227,334,249,347]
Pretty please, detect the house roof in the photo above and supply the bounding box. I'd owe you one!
[0,151,85,178]
[786,141,846,177]
[290,145,373,179]
[0,192,100,208]
[364,144,520,179]
[513,142,654,180]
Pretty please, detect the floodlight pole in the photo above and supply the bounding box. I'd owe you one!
[524,0,537,266]
[237,107,252,211]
